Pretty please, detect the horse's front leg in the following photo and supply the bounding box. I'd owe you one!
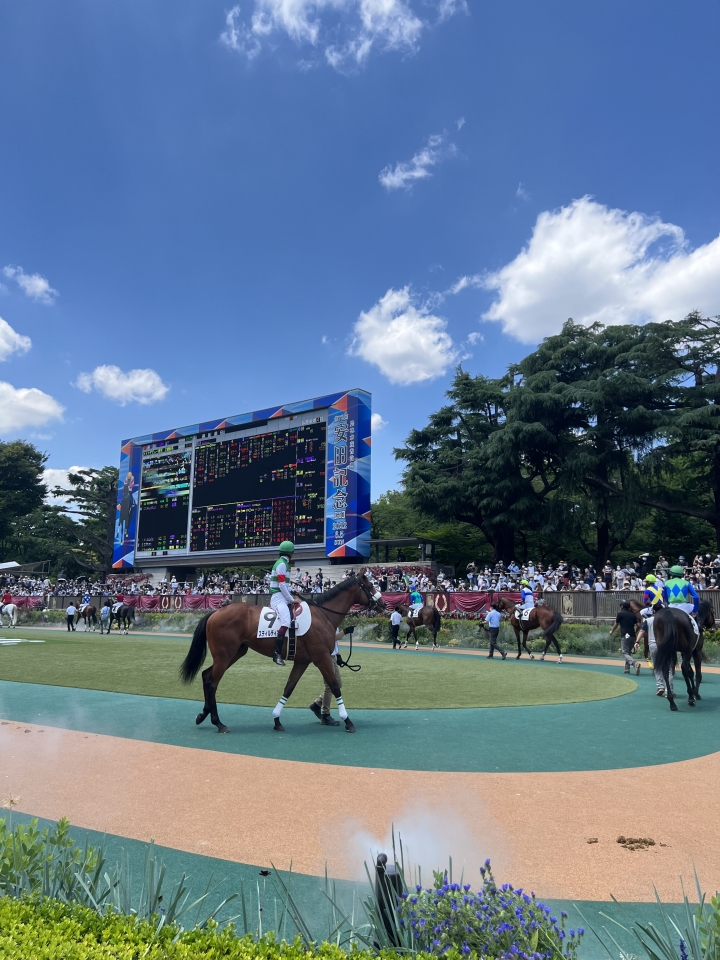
[513,622,522,658]
[273,659,310,731]
[316,653,354,732]
[523,629,536,660]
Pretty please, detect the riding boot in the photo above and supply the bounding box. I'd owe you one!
[273,627,287,666]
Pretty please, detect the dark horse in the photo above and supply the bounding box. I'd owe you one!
[394,603,442,649]
[653,605,709,711]
[633,598,714,688]
[109,603,136,634]
[180,570,384,734]
[494,596,564,661]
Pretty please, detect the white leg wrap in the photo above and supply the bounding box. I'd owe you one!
[273,696,287,719]
[336,697,348,720]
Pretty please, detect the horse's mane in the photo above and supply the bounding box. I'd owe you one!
[312,575,363,606]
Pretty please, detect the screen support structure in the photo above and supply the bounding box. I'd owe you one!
[112,388,371,570]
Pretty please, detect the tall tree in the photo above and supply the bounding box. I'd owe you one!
[52,467,119,573]
[0,441,47,551]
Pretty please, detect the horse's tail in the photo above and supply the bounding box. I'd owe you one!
[654,609,679,676]
[433,606,441,634]
[542,608,563,638]
[180,612,211,683]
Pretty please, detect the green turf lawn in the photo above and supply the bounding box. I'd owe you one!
[0,626,636,709]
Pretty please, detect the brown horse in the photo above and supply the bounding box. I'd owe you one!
[75,604,98,631]
[180,570,384,734]
[394,603,441,649]
[494,596,564,661]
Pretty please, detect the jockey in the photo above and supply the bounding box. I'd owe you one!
[409,588,423,612]
[641,574,663,616]
[662,565,699,617]
[269,541,296,666]
[2,591,11,608]
[516,580,535,617]
[82,591,91,610]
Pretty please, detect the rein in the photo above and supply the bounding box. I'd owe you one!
[303,576,380,672]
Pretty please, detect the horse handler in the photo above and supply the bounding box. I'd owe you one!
[609,601,642,675]
[483,603,507,659]
[309,627,346,726]
[390,607,403,649]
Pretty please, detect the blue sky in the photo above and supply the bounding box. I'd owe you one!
[1,0,719,497]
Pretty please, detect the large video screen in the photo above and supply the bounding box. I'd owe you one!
[112,389,372,568]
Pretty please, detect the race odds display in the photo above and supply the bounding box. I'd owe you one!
[112,389,371,569]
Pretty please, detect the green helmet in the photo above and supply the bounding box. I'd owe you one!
[669,565,684,576]
[278,541,295,556]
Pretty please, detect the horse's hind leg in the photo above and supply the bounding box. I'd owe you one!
[272,659,310,731]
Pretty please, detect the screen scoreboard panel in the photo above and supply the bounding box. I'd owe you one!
[111,389,371,568]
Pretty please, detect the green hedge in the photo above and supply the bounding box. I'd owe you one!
[0,898,406,960]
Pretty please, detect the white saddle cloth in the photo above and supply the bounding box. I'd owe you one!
[519,607,533,622]
[257,601,312,639]
[408,607,422,619]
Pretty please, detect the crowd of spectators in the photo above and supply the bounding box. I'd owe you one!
[3,553,720,603]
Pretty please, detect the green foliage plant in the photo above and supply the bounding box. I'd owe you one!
[588,872,719,960]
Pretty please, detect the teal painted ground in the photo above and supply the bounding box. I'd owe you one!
[1,667,717,772]
[2,811,688,960]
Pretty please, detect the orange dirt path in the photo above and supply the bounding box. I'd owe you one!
[2,720,717,902]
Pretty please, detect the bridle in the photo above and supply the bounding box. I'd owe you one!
[305,575,382,672]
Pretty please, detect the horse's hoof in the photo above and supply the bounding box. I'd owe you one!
[216,724,230,734]
[273,719,285,732]
[688,699,696,707]
[529,654,535,660]
[516,654,521,659]
[670,700,678,712]
[195,713,208,725]
[540,655,545,661]
[344,718,356,733]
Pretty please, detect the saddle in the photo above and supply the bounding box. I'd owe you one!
[408,608,422,619]
[257,602,312,640]
[518,607,533,622]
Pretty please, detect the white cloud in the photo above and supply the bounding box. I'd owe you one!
[221,0,459,71]
[43,466,89,506]
[447,273,482,295]
[0,317,31,361]
[350,286,458,385]
[516,182,529,201]
[467,331,483,345]
[379,132,456,191]
[482,197,720,343]
[75,365,169,405]
[0,382,64,435]
[456,116,465,130]
[2,265,58,304]
[371,412,387,431]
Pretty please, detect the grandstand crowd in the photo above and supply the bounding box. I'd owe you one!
[2,553,720,600]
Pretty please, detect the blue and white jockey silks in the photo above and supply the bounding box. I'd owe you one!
[520,586,534,610]
[82,593,90,607]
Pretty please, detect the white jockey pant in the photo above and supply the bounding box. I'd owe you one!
[672,602,695,615]
[270,592,292,629]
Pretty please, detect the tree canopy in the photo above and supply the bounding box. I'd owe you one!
[395,313,720,567]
